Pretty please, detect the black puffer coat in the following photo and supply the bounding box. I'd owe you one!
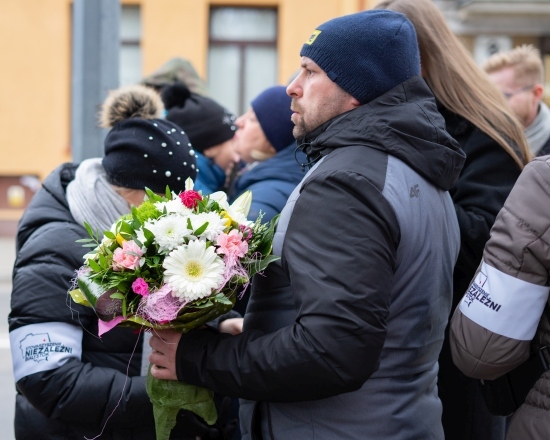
[9,163,155,439]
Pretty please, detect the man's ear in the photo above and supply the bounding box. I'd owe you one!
[534,84,545,101]
[351,97,361,108]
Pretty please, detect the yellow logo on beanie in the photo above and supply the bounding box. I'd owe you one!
[305,30,321,45]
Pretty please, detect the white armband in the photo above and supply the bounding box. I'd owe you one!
[10,322,83,382]
[460,261,549,340]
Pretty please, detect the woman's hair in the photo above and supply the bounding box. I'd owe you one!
[375,0,531,168]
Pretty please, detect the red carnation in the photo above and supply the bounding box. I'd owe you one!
[179,190,202,208]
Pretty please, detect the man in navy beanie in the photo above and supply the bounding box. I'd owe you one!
[149,10,466,439]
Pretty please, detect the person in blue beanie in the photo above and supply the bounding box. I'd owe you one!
[162,83,239,195]
[229,85,306,222]
[149,10,466,439]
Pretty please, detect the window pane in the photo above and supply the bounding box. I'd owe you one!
[121,5,141,41]
[244,46,277,110]
[210,8,276,41]
[120,45,141,87]
[208,44,241,115]
[120,6,141,86]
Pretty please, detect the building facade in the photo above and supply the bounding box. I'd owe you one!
[1,0,550,234]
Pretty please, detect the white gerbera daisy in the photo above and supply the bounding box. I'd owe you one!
[146,215,190,253]
[186,212,227,241]
[163,240,225,301]
[155,199,191,215]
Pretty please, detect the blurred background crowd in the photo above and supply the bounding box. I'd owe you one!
[2,0,550,236]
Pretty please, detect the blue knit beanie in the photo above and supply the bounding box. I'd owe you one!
[300,10,420,104]
[250,86,295,152]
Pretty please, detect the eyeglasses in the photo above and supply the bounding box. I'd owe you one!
[503,85,535,99]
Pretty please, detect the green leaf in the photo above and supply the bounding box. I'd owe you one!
[110,292,125,300]
[88,258,102,273]
[165,185,172,199]
[98,252,108,269]
[104,230,116,240]
[192,299,213,309]
[254,215,279,256]
[82,243,99,248]
[193,222,209,236]
[75,276,105,308]
[76,238,95,243]
[143,227,155,243]
[84,221,94,239]
[247,255,281,277]
[213,293,233,306]
[187,218,193,230]
[119,221,134,235]
[146,369,217,440]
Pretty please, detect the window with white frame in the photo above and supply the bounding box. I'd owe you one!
[208,7,278,115]
[120,5,141,87]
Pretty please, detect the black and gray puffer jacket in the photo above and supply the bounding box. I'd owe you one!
[8,163,156,440]
[172,76,467,439]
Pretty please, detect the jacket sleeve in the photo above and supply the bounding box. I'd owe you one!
[450,128,522,302]
[246,179,297,222]
[175,168,399,402]
[9,223,154,429]
[450,158,550,379]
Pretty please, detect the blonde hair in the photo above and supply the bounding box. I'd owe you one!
[374,0,531,168]
[482,44,544,87]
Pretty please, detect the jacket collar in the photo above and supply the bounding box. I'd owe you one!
[296,76,465,191]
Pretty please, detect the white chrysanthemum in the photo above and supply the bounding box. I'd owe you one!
[186,212,227,241]
[155,199,191,215]
[146,215,190,252]
[163,240,225,301]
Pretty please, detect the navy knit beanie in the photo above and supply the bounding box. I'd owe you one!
[103,118,197,194]
[250,86,295,152]
[300,10,420,104]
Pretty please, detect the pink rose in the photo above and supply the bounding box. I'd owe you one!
[112,240,143,271]
[179,190,202,209]
[132,277,149,296]
[216,230,248,262]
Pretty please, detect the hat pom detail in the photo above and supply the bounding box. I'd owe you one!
[161,83,192,110]
[100,85,164,128]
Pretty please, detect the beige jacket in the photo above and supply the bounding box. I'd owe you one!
[450,156,550,440]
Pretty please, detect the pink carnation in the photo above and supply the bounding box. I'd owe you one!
[132,277,149,296]
[112,240,143,271]
[216,230,248,263]
[179,190,202,209]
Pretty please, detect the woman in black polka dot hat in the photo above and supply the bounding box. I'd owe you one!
[9,85,233,439]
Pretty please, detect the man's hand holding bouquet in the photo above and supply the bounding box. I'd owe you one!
[69,178,278,439]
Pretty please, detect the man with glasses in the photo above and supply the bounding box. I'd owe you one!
[483,44,550,156]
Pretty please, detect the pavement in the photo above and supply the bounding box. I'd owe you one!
[0,236,17,439]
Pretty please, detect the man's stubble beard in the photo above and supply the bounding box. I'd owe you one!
[292,121,307,139]
[291,94,351,139]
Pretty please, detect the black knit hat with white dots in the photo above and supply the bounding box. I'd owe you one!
[100,85,197,193]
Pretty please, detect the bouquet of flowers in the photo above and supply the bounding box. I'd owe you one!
[69,179,279,440]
